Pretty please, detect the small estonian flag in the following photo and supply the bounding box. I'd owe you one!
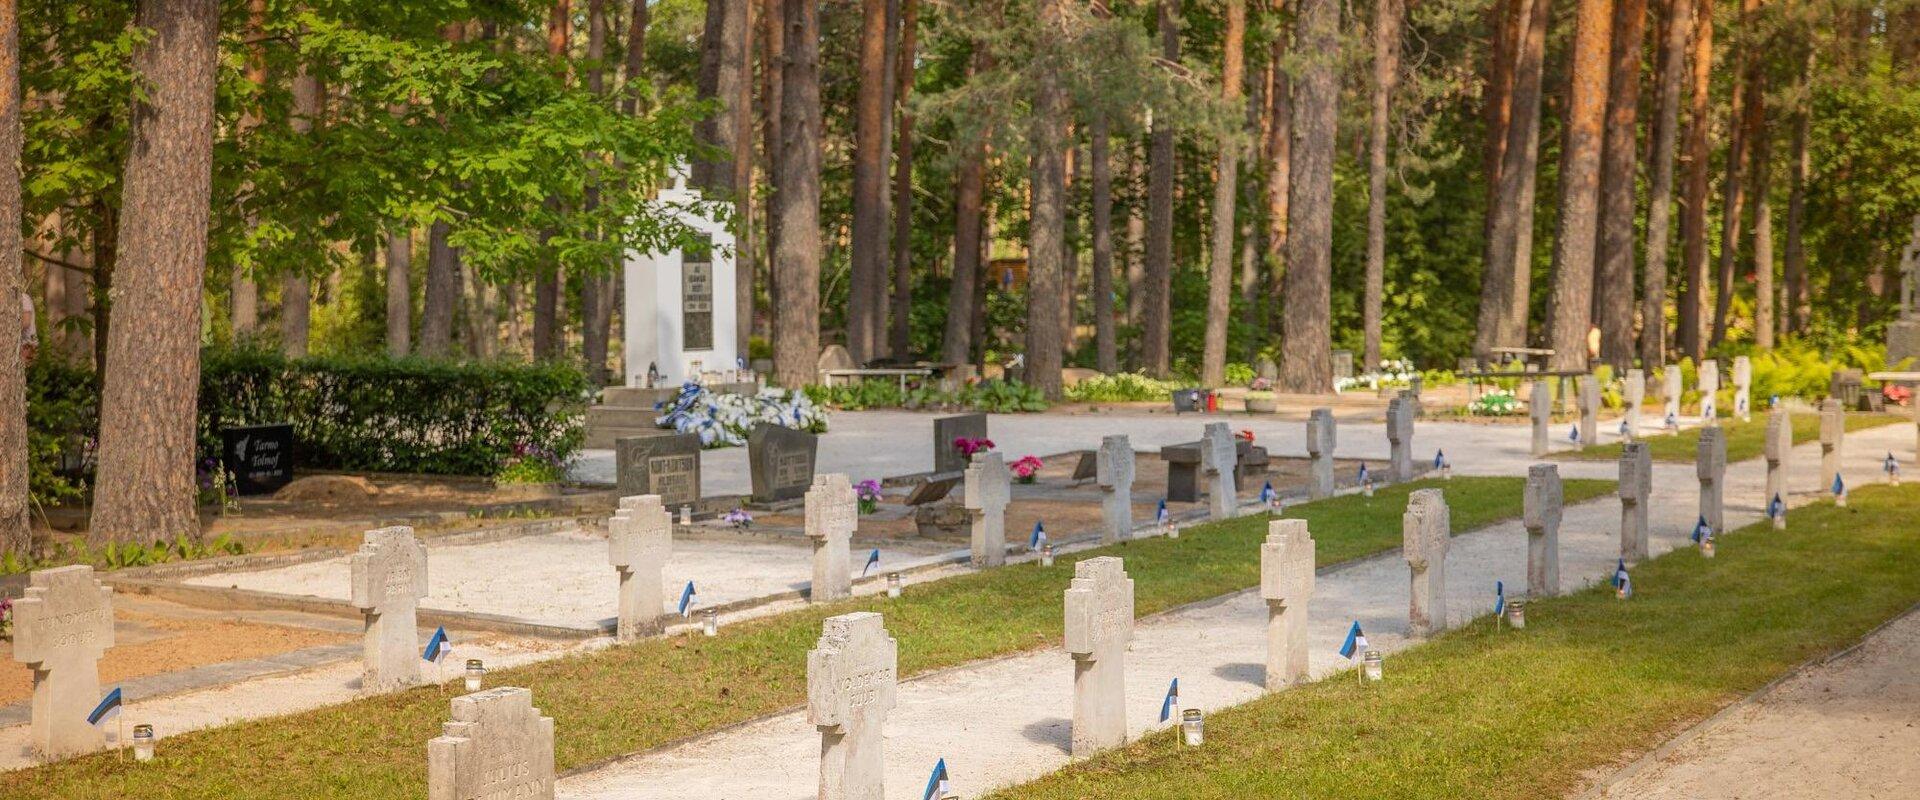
[1692,515,1712,542]
[86,687,122,727]
[1886,453,1900,476]
[1737,394,1748,413]
[1665,411,1678,428]
[1433,450,1446,469]
[677,581,697,617]
[1156,499,1169,525]
[1494,580,1505,617]
[863,547,882,577]
[1029,521,1047,550]
[422,626,449,664]
[1259,481,1275,504]
[922,758,951,800]
[1358,462,1371,484]
[1339,621,1367,659]
[1831,473,1846,497]
[1159,678,1180,722]
[1611,558,1630,589]
[1568,424,1580,443]
[1770,394,1780,408]
[1619,418,1630,435]
[1768,494,1784,520]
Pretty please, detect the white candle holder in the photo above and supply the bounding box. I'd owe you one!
[132,724,155,762]
[464,659,486,692]
[886,572,903,598]
[1362,649,1384,682]
[1179,708,1205,746]
[1363,479,1375,498]
[701,608,719,637]
[1039,544,1054,568]
[1506,599,1526,630]
[1700,536,1715,558]
[679,505,694,525]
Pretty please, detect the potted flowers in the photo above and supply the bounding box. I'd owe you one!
[1244,377,1278,413]
[855,479,884,514]
[1012,455,1044,484]
[954,436,995,459]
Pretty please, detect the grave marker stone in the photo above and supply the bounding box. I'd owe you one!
[609,495,673,640]
[350,526,429,693]
[427,687,555,800]
[1732,356,1753,421]
[1524,465,1562,597]
[903,476,960,506]
[1097,435,1136,543]
[1260,519,1315,690]
[219,422,295,495]
[807,612,898,800]
[933,413,989,474]
[1699,359,1721,424]
[1387,394,1416,482]
[963,452,1012,567]
[1619,442,1653,561]
[806,474,859,602]
[1070,451,1098,482]
[615,433,702,508]
[747,423,817,504]
[1065,557,1134,758]
[1820,398,1846,492]
[1530,380,1551,457]
[10,565,114,758]
[1255,356,1279,381]
[1664,365,1683,428]
[1403,489,1450,638]
[1765,407,1792,509]
[1201,423,1239,519]
[1623,368,1646,440]
[1332,349,1355,381]
[1577,374,1600,449]
[1698,427,1727,534]
[1307,408,1337,499]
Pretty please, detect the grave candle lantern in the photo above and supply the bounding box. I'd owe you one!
[679,506,693,526]
[701,608,719,637]
[1179,709,1205,746]
[1700,535,1715,559]
[1363,477,1375,498]
[132,724,155,762]
[464,659,486,692]
[1040,544,1055,567]
[1506,600,1526,630]
[886,572,903,598]
[1362,650,1383,681]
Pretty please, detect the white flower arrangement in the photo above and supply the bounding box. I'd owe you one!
[1334,358,1419,394]
[1468,388,1521,416]
[656,382,830,447]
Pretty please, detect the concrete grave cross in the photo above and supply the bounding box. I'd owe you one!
[964,452,1013,567]
[1530,380,1552,457]
[1765,407,1793,509]
[1577,374,1600,448]
[1698,427,1728,534]
[427,687,556,800]
[1307,408,1337,499]
[350,526,429,693]
[11,565,115,759]
[1523,465,1563,598]
[608,495,674,640]
[1623,369,1646,440]
[1664,365,1684,427]
[1201,423,1239,520]
[1065,556,1135,758]
[1699,359,1721,424]
[1096,435,1136,544]
[1403,489,1451,638]
[806,612,899,800]
[1619,442,1653,561]
[1260,519,1316,689]
[1732,356,1753,421]
[1820,398,1846,493]
[1387,394,1416,482]
[806,474,860,603]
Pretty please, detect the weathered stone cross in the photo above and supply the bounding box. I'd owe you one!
[11,565,114,759]
[964,451,1012,567]
[1698,427,1728,535]
[1096,435,1135,543]
[609,494,673,640]
[350,526,429,693]
[807,612,898,800]
[427,687,556,800]
[1619,442,1652,561]
[1765,406,1792,508]
[1403,489,1450,638]
[1307,408,1337,499]
[1524,464,1562,598]
[1530,380,1551,457]
[1820,398,1846,493]
[1388,394,1416,482]
[1260,519,1315,689]
[1201,422,1238,520]
[1065,556,1134,758]
[806,474,859,603]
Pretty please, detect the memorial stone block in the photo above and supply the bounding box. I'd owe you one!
[933,414,989,474]
[1765,407,1793,508]
[1201,423,1239,519]
[1524,465,1562,597]
[1403,490,1450,638]
[1387,394,1416,482]
[807,612,898,800]
[615,433,702,508]
[1260,519,1315,690]
[10,566,114,758]
[1698,427,1728,534]
[1732,356,1753,421]
[1530,380,1551,457]
[1664,365,1683,428]
[427,687,556,800]
[350,526,429,693]
[806,475,860,602]
[748,423,818,504]
[1097,435,1136,543]
[1699,359,1721,424]
[1820,398,1846,492]
[1619,442,1653,561]
[609,495,673,640]
[1307,409,1337,499]
[1623,368,1646,440]
[963,452,1012,567]
[1065,557,1134,758]
[1577,374,1600,449]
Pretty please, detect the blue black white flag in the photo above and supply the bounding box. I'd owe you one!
[677,581,697,617]
[86,687,122,727]
[1433,450,1446,469]
[1665,411,1678,428]
[1159,679,1180,723]
[1569,424,1580,443]
[1768,494,1784,520]
[1259,481,1276,505]
[1358,463,1371,484]
[422,626,449,663]
[1494,581,1505,616]
[1612,558,1630,589]
[1619,419,1630,435]
[1339,621,1368,659]
[1029,521,1047,549]
[922,758,951,800]
[1156,499,1169,525]
[1692,515,1712,542]
[1832,473,1846,497]
[1886,453,1901,476]
[863,547,882,577]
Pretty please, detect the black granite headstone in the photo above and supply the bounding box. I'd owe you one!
[221,423,294,495]
[615,433,703,507]
[747,423,818,503]
[932,413,989,474]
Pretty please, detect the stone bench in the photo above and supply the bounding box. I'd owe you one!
[1161,439,1268,502]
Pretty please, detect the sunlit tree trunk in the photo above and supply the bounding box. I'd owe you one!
[1141,0,1179,377]
[1202,0,1245,386]
[887,0,918,358]
[1091,110,1117,373]
[0,0,28,552]
[1363,0,1402,370]
[1280,0,1338,393]
[1545,0,1612,372]
[386,232,411,356]
[1711,0,1759,349]
[1783,43,1811,335]
[1745,14,1774,349]
[1677,0,1713,359]
[420,22,467,359]
[940,19,992,367]
[1476,0,1549,359]
[233,0,265,337]
[1595,0,1645,369]
[1264,10,1290,312]
[848,0,891,362]
[772,0,822,387]
[1641,0,1693,366]
[281,59,320,358]
[1026,0,1069,399]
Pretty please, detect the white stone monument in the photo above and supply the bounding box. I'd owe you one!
[1699,359,1721,424]
[1765,407,1792,509]
[1577,374,1600,448]
[806,612,898,800]
[1664,365,1683,430]
[609,495,673,640]
[1820,398,1846,493]
[1201,422,1238,520]
[1524,465,1562,598]
[622,168,739,386]
[806,474,859,603]
[10,565,114,758]
[1530,380,1552,457]
[1388,394,1416,482]
[1096,435,1135,543]
[1260,519,1315,690]
[1065,556,1134,758]
[428,687,556,800]
[964,452,1012,567]
[1307,408,1337,499]
[1404,489,1450,638]
[1732,356,1753,421]
[350,526,429,693]
[1620,442,1653,561]
[1699,427,1727,535]
[1623,368,1646,440]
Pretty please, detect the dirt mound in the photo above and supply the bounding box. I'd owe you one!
[272,474,381,504]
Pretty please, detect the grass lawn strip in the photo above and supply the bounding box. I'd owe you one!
[0,476,1612,799]
[987,483,1920,800]
[1556,411,1905,462]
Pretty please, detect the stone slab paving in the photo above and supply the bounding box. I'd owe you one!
[556,425,1908,800]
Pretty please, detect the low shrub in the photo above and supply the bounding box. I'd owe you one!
[1063,372,1183,403]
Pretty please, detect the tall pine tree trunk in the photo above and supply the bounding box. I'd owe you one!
[581,0,613,384]
[233,0,265,337]
[1476,0,1549,359]
[1677,0,1713,359]
[1595,0,1645,369]
[1201,0,1244,387]
[940,24,991,367]
[420,22,466,359]
[772,0,822,388]
[1783,45,1811,335]
[1641,0,1693,366]
[1545,0,1612,373]
[1026,0,1069,399]
[1091,110,1118,373]
[1264,14,1290,307]
[1141,0,1179,377]
[1711,0,1759,348]
[759,0,782,334]
[386,231,411,356]
[90,0,220,543]
[281,60,320,359]
[1746,28,1774,349]
[1280,0,1339,393]
[888,0,919,358]
[849,0,891,363]
[1483,0,1521,230]
[0,0,28,552]
[1363,0,1402,370]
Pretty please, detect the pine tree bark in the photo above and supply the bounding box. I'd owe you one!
[1641,0,1692,367]
[1263,14,1290,307]
[582,0,613,384]
[1202,0,1245,387]
[940,24,992,367]
[1545,0,1612,373]
[733,0,756,356]
[1363,0,1402,370]
[0,0,28,552]
[847,0,891,363]
[1091,110,1118,373]
[1744,23,1773,349]
[1483,0,1521,224]
[232,0,266,337]
[1711,0,1759,349]
[1595,0,1645,369]
[1783,45,1811,335]
[887,0,918,358]
[1280,0,1338,393]
[1475,0,1549,359]
[281,60,320,359]
[1026,0,1069,399]
[759,0,782,318]
[421,220,461,358]
[1677,0,1713,359]
[771,0,822,388]
[694,0,747,199]
[386,231,411,356]
[1141,0,1179,377]
[90,0,220,543]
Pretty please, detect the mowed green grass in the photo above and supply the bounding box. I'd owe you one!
[988,484,1920,800]
[0,476,1612,800]
[1557,411,1906,462]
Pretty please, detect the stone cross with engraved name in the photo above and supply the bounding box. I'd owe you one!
[1260,519,1315,690]
[964,452,1012,567]
[806,474,859,603]
[1201,423,1238,520]
[1765,407,1792,508]
[1096,435,1135,543]
[609,495,673,640]
[1307,408,1337,499]
[350,526,429,693]
[1388,394,1416,482]
[1524,464,1562,598]
[428,687,556,800]
[11,565,115,759]
[1619,442,1653,561]
[1403,489,1450,638]
[807,612,898,800]
[1698,427,1728,534]
[1065,556,1135,758]
[1623,368,1646,440]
